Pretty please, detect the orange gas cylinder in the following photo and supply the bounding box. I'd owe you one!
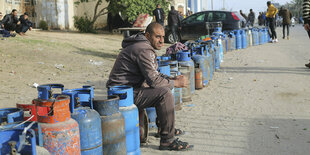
[195,68,203,89]
[36,95,81,155]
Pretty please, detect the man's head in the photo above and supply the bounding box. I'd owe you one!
[24,12,29,19]
[171,6,175,11]
[267,1,271,7]
[12,9,17,16]
[145,22,165,50]
[240,10,243,14]
[0,12,2,19]
[250,9,253,12]
[157,4,161,8]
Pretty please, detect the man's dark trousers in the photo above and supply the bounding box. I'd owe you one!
[134,87,175,143]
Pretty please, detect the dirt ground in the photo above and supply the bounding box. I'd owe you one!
[1,26,310,155]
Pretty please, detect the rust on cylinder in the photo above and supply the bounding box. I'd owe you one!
[195,68,203,89]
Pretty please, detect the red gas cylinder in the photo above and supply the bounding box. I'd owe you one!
[36,95,81,155]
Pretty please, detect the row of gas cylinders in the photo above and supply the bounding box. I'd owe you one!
[146,26,271,127]
[0,84,144,155]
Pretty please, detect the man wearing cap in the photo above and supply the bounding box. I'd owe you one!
[16,12,33,35]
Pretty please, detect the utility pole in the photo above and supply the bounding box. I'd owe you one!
[211,0,213,10]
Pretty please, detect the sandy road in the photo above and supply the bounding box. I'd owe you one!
[142,26,310,155]
[0,26,309,155]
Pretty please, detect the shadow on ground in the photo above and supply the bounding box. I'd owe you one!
[73,47,118,59]
[141,114,310,155]
[220,66,310,76]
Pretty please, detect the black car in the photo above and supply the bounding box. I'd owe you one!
[165,10,246,43]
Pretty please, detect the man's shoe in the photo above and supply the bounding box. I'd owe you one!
[11,33,16,37]
[305,63,310,68]
[274,39,279,43]
[287,36,289,40]
[283,36,285,39]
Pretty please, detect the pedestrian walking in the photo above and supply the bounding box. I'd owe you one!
[153,4,165,26]
[302,0,310,68]
[168,6,181,43]
[266,1,279,43]
[279,7,292,40]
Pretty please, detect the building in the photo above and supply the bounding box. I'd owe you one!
[0,0,108,30]
[188,0,203,13]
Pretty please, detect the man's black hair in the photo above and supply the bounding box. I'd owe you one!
[171,6,175,10]
[12,9,17,13]
[156,4,160,7]
[146,22,163,35]
[24,12,29,16]
[250,9,253,12]
[267,1,271,5]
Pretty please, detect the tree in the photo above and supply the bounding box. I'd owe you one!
[74,0,108,32]
[107,0,170,22]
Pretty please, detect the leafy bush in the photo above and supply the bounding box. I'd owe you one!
[39,20,48,30]
[74,16,95,33]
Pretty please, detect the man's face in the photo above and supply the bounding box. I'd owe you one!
[13,11,17,17]
[24,15,28,19]
[146,26,165,50]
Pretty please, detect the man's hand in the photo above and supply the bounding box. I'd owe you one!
[29,27,32,31]
[304,24,310,31]
[174,75,187,88]
[1,24,4,28]
[17,21,21,25]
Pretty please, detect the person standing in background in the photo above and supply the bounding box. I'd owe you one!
[266,1,279,43]
[168,6,181,43]
[279,7,292,40]
[240,10,248,21]
[16,12,33,36]
[153,4,165,26]
[248,9,255,27]
[302,0,310,68]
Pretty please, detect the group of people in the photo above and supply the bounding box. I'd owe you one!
[240,2,295,43]
[152,4,183,43]
[0,9,33,37]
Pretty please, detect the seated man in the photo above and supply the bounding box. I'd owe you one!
[16,12,33,35]
[0,12,15,37]
[106,22,193,151]
[1,9,20,33]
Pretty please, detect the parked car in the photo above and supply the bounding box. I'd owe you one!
[165,10,246,43]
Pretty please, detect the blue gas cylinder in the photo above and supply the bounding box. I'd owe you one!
[211,36,221,70]
[234,30,242,50]
[71,107,102,155]
[212,32,224,63]
[251,28,257,46]
[176,51,195,95]
[259,28,263,44]
[62,86,102,155]
[37,84,64,100]
[241,29,247,49]
[170,71,182,110]
[203,40,215,81]
[0,127,37,155]
[264,28,269,43]
[158,65,171,76]
[0,108,23,125]
[108,86,140,155]
[229,32,236,51]
[94,96,127,155]
[255,29,260,45]
[169,60,178,72]
[192,46,209,87]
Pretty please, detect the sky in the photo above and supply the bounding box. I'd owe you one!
[202,0,292,14]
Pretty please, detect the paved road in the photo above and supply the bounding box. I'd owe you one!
[142,26,310,155]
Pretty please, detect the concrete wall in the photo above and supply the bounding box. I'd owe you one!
[34,0,75,30]
[74,0,109,29]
